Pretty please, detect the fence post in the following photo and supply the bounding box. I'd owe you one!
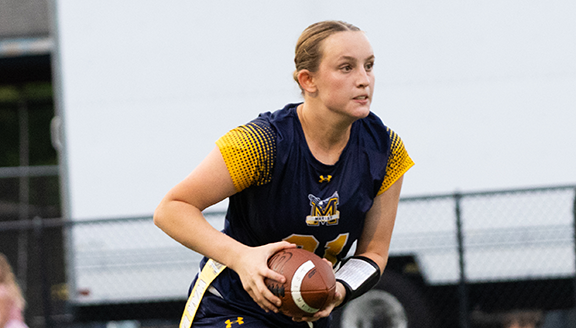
[455,192,470,328]
[33,217,54,328]
[573,188,576,311]
[17,97,30,292]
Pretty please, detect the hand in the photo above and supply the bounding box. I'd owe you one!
[229,241,296,313]
[292,259,347,323]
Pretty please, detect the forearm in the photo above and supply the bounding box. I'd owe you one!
[354,176,404,272]
[153,199,248,268]
[333,176,404,307]
[354,250,388,273]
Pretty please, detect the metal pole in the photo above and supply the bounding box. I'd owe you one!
[572,188,576,311]
[17,96,30,293]
[48,1,78,318]
[455,192,470,328]
[33,217,54,328]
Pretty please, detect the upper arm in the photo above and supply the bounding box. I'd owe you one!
[216,121,277,191]
[355,175,404,272]
[160,119,277,211]
[356,127,412,271]
[162,146,237,211]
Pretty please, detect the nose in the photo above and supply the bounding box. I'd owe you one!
[356,67,371,88]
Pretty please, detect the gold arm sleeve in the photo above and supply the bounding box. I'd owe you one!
[215,122,276,192]
[377,129,415,195]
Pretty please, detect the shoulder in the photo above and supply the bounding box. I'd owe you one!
[254,102,300,131]
[357,112,409,153]
[215,103,299,191]
[221,103,299,142]
[216,103,301,160]
[358,111,386,130]
[356,112,390,140]
[353,112,391,156]
[386,127,406,153]
[357,112,414,195]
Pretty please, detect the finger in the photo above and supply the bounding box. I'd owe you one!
[263,266,287,284]
[260,297,280,313]
[321,258,332,266]
[313,308,332,319]
[252,274,282,312]
[265,242,298,283]
[259,279,283,308]
[243,277,276,312]
[296,310,329,322]
[333,282,346,306]
[294,296,336,322]
[268,241,297,255]
[248,287,279,313]
[261,254,287,283]
[292,315,320,323]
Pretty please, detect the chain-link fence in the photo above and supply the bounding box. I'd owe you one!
[1,184,575,328]
[388,186,576,328]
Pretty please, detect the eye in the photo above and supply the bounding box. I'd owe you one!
[365,61,374,71]
[340,64,353,72]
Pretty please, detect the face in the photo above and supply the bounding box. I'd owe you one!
[312,31,375,120]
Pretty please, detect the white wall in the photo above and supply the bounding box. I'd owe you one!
[54,0,576,220]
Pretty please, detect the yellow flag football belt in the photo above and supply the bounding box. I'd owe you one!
[180,259,227,328]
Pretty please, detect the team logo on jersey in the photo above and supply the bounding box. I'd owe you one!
[306,191,340,226]
[319,175,332,183]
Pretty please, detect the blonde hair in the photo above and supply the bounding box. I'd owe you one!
[293,20,361,92]
[0,253,25,309]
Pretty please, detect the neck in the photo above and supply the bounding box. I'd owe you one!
[297,103,352,165]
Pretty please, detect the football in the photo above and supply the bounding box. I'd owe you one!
[265,248,336,317]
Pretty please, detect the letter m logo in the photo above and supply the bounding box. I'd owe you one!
[306,191,340,226]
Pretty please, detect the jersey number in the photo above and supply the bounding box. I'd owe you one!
[283,233,349,266]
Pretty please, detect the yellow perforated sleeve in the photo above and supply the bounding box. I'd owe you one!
[377,129,414,195]
[216,122,276,192]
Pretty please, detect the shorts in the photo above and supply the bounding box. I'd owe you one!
[191,292,329,328]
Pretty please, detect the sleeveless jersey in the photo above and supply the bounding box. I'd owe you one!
[198,103,413,326]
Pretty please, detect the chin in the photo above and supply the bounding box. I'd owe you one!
[329,103,371,120]
[352,105,371,119]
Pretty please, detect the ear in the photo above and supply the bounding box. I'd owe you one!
[297,70,317,95]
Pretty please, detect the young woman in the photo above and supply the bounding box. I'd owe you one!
[0,253,28,328]
[154,20,414,327]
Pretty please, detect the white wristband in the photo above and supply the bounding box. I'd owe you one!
[334,256,381,306]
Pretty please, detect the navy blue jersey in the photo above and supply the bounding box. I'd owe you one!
[197,103,413,326]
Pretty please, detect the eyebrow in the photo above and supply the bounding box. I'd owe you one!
[339,55,375,62]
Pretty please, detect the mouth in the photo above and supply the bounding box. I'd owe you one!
[353,95,369,101]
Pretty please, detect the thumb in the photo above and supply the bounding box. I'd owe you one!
[264,242,298,283]
[269,241,298,254]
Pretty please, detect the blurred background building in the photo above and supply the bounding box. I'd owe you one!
[0,0,65,326]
